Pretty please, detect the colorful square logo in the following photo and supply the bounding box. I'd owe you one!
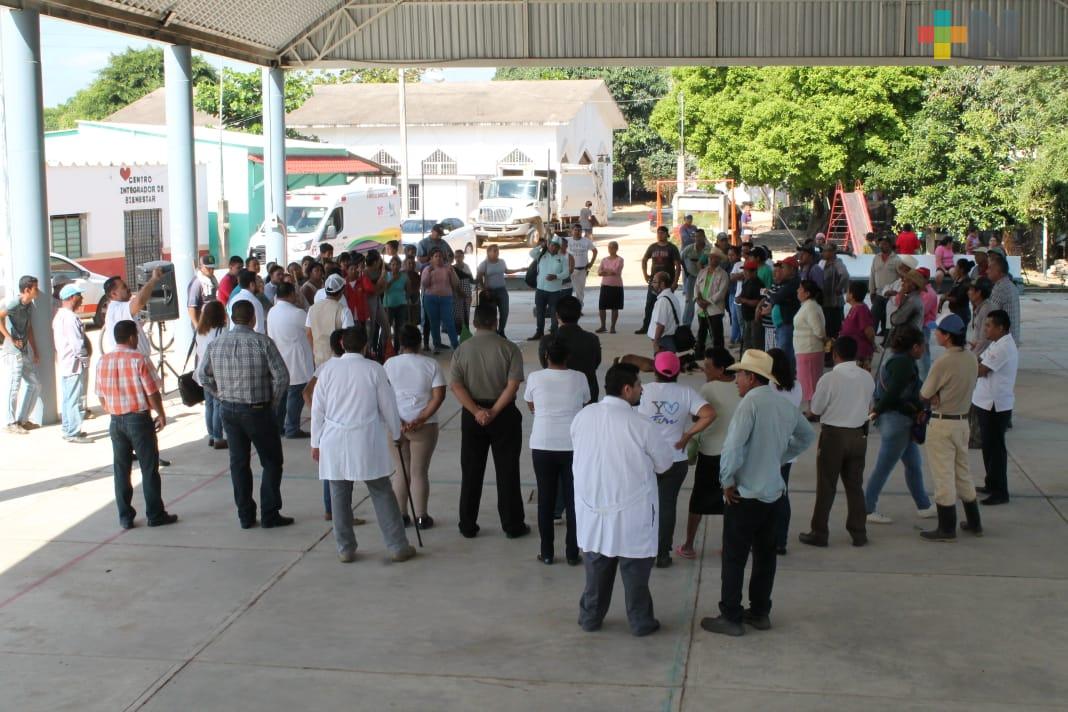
[918,9,968,59]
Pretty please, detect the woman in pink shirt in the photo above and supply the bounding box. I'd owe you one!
[840,282,875,368]
[596,240,624,333]
[934,236,955,271]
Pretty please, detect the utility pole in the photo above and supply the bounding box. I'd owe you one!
[398,68,409,216]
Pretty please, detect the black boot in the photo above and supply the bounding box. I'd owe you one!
[920,505,958,542]
[960,500,983,536]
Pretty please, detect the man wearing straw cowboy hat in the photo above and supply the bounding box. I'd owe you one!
[701,349,815,637]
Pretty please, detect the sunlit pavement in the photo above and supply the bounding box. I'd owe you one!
[2,218,1067,710]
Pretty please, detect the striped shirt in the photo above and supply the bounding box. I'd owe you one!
[197,325,289,406]
[95,346,161,415]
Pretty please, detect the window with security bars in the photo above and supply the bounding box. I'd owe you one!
[408,184,420,213]
[123,209,163,284]
[500,149,533,165]
[421,149,457,176]
[50,214,85,259]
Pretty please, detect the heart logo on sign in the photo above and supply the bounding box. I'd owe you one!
[664,401,680,416]
[119,166,132,181]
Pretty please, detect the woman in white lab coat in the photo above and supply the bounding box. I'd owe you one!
[311,326,415,564]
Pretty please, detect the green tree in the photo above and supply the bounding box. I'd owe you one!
[313,68,424,84]
[494,67,672,193]
[44,47,216,130]
[193,70,314,135]
[651,66,932,198]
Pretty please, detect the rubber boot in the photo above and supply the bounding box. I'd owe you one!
[960,500,984,537]
[920,504,958,542]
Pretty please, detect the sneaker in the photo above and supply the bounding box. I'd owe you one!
[6,424,28,435]
[916,506,937,519]
[867,512,893,524]
[63,435,92,444]
[18,421,40,431]
[338,550,356,563]
[391,545,417,563]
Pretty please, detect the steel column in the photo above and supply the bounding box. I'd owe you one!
[265,67,286,265]
[165,45,198,361]
[1,7,56,423]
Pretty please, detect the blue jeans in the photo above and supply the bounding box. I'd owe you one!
[775,325,795,364]
[489,287,510,336]
[275,383,306,437]
[864,411,932,513]
[682,275,696,326]
[423,294,459,349]
[110,411,164,524]
[774,463,792,550]
[204,391,223,440]
[221,401,285,525]
[729,297,742,342]
[534,289,562,336]
[3,350,39,426]
[60,372,86,438]
[919,322,934,381]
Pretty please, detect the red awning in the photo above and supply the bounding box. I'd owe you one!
[248,155,393,175]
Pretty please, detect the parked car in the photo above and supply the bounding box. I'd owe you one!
[49,253,109,328]
[401,217,476,255]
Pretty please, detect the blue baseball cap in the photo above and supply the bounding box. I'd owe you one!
[59,284,84,300]
[937,314,966,335]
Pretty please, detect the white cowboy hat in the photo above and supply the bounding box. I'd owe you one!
[727,349,779,386]
[898,255,919,269]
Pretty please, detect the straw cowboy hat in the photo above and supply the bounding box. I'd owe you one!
[727,349,780,386]
[905,268,929,289]
[898,255,919,269]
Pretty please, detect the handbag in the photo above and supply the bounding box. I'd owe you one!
[178,334,205,407]
[911,407,932,444]
[664,295,696,352]
[524,246,546,289]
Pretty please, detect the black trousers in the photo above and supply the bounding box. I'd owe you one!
[639,287,657,332]
[579,552,657,635]
[774,463,792,550]
[532,449,578,560]
[110,411,164,524]
[657,460,689,558]
[976,405,1012,499]
[823,305,844,339]
[221,401,285,525]
[459,402,525,535]
[810,426,868,540]
[721,497,782,623]
[696,313,725,357]
[870,294,888,334]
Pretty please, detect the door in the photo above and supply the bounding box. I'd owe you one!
[123,208,163,285]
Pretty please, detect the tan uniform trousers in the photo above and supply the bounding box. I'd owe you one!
[925,418,977,506]
[389,422,440,517]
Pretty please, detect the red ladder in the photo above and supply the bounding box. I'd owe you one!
[825,181,872,254]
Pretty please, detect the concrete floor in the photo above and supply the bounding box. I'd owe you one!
[2,217,1068,710]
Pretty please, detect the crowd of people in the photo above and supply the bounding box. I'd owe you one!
[0,213,1025,638]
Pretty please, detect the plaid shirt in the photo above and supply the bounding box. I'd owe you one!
[95,346,161,415]
[197,325,289,406]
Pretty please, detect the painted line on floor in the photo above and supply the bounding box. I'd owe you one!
[0,465,230,611]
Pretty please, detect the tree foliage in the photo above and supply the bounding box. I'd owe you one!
[193,70,314,135]
[651,67,933,196]
[44,48,216,131]
[494,66,673,192]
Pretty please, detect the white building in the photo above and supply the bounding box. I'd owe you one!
[287,79,627,223]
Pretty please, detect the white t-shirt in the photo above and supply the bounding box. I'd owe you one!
[384,353,447,423]
[731,262,744,298]
[569,236,594,268]
[647,291,682,341]
[972,333,1018,411]
[227,290,266,334]
[102,300,150,356]
[637,381,708,462]
[524,368,590,451]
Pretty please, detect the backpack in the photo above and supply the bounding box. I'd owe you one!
[524,246,547,289]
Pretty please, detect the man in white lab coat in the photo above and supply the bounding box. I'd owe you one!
[311,325,416,564]
[570,362,675,636]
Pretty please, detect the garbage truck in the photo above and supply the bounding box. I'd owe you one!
[473,163,607,246]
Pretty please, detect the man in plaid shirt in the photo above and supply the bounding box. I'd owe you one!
[95,320,177,529]
[198,300,292,529]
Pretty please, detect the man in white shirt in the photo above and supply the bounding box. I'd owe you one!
[566,224,598,306]
[799,336,876,548]
[647,271,682,354]
[972,309,1018,506]
[101,269,161,356]
[571,362,675,636]
[52,284,91,443]
[311,326,416,564]
[228,270,266,335]
[267,282,314,439]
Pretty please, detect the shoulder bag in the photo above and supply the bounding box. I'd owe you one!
[177,334,205,407]
[663,295,696,353]
[524,246,547,289]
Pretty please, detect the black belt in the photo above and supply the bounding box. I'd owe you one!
[574,266,587,271]
[931,413,966,420]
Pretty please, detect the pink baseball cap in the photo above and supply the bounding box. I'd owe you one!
[654,351,681,378]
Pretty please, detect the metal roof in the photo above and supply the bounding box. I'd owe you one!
[247,154,395,175]
[105,88,216,127]
[10,0,1068,66]
[286,80,628,129]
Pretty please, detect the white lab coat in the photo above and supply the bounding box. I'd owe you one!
[570,397,676,558]
[311,353,401,481]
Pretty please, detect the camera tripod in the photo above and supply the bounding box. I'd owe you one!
[151,320,182,393]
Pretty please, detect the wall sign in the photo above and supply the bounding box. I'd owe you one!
[118,165,165,205]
